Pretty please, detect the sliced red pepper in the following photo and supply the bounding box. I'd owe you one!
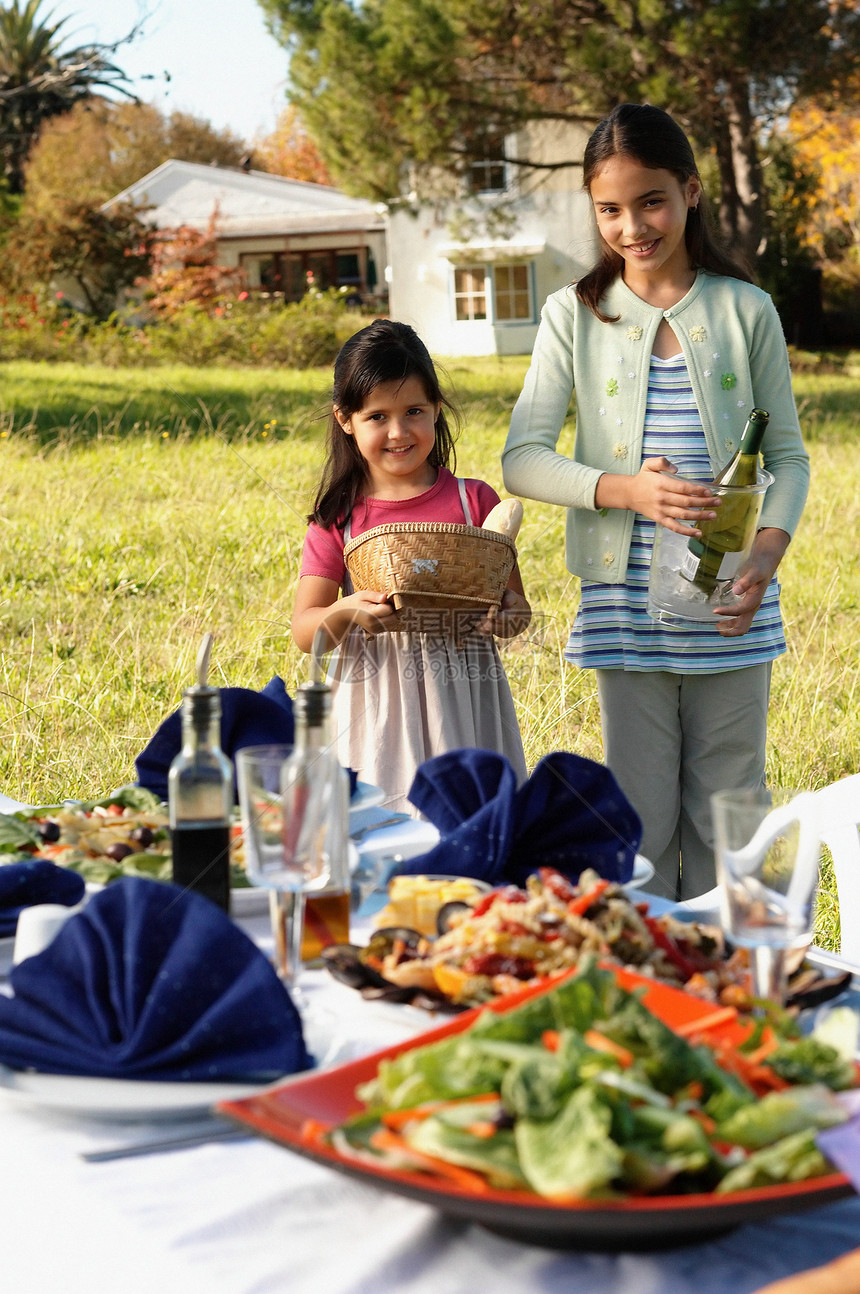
[567,878,611,917]
[643,916,699,979]
[497,920,531,937]
[538,868,579,902]
[470,885,526,919]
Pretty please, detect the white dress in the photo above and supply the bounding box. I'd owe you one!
[330,482,527,814]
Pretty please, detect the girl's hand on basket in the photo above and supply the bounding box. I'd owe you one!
[292,575,393,651]
[476,587,532,638]
[712,528,789,638]
[595,458,720,535]
[337,590,395,636]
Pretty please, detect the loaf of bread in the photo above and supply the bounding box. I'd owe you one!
[481,498,523,541]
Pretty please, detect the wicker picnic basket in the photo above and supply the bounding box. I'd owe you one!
[343,522,516,627]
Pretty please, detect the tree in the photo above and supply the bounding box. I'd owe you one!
[3,198,154,316]
[258,0,860,266]
[22,98,249,212]
[254,105,331,184]
[0,0,135,194]
[142,215,245,316]
[784,100,860,261]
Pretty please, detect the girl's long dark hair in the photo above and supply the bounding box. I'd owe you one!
[310,319,458,528]
[576,103,753,321]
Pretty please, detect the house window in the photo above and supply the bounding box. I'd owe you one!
[452,262,534,324]
[494,263,532,321]
[453,266,487,320]
[239,247,372,301]
[468,135,507,194]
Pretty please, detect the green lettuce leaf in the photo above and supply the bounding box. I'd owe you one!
[716,1129,833,1193]
[406,1100,525,1189]
[716,1083,849,1150]
[516,1084,623,1199]
[0,813,41,852]
[358,1034,510,1111]
[769,1036,857,1091]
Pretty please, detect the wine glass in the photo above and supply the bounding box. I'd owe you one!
[711,787,822,1008]
[236,744,333,994]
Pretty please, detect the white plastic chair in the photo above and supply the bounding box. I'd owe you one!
[677,778,860,962]
[814,773,860,963]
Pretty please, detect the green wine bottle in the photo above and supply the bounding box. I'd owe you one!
[681,408,770,595]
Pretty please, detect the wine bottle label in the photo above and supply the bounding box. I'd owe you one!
[715,550,746,580]
[680,544,745,586]
[680,548,700,581]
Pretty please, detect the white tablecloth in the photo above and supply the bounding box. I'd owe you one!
[2,842,859,1293]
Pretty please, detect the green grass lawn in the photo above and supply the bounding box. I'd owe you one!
[0,356,856,948]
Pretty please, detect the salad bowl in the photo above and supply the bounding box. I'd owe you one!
[218,966,857,1250]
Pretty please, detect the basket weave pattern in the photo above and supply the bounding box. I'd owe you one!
[344,522,516,625]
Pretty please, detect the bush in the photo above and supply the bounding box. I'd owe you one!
[0,289,374,368]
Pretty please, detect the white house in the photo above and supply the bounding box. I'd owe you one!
[107,159,387,304]
[103,129,597,357]
[385,121,597,356]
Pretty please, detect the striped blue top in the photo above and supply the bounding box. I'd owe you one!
[565,353,785,673]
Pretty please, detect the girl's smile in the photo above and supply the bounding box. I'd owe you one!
[336,375,440,497]
[589,156,700,298]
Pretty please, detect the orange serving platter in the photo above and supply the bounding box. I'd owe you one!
[217,967,855,1250]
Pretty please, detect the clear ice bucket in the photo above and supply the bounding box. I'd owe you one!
[647,467,774,624]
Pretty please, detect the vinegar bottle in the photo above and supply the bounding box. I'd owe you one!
[168,684,233,912]
[682,407,770,595]
[285,680,351,962]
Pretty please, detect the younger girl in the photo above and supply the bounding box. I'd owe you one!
[503,103,809,901]
[293,319,530,812]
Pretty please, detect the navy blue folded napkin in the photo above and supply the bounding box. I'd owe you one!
[135,676,357,802]
[135,676,296,802]
[0,876,312,1081]
[0,860,85,938]
[398,748,642,888]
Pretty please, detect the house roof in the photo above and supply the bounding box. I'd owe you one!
[106,159,385,237]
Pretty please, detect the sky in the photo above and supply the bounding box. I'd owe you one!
[48,0,290,144]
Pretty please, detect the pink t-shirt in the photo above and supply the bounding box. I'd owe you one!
[300,468,501,584]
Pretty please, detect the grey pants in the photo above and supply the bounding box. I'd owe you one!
[596,664,772,902]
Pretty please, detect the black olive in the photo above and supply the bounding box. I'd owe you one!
[436,900,473,934]
[106,842,135,862]
[129,825,154,848]
[38,819,61,843]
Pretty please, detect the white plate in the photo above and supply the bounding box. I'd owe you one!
[624,854,655,891]
[230,886,269,917]
[0,1064,282,1121]
[350,781,386,814]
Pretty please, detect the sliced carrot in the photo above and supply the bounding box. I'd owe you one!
[464,1121,498,1139]
[748,1065,790,1092]
[567,879,611,917]
[542,1029,561,1052]
[300,1118,331,1144]
[688,1108,717,1135]
[673,1005,739,1038]
[382,1108,437,1131]
[369,1128,491,1193]
[711,1039,790,1094]
[745,1033,780,1065]
[584,1029,634,1068]
[381,1092,499,1131]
